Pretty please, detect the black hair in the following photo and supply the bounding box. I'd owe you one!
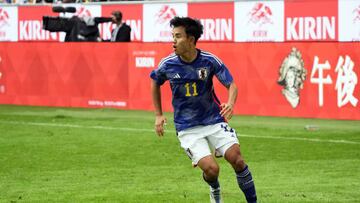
[170,16,203,44]
[112,11,122,22]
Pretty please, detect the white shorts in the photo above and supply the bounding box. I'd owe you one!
[177,122,239,166]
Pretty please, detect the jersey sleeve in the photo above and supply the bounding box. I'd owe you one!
[214,61,234,87]
[150,62,167,86]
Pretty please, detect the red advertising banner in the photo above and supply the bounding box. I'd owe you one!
[198,43,360,119]
[0,42,359,120]
[127,43,173,110]
[188,2,234,42]
[285,0,338,41]
[18,6,60,42]
[101,4,143,42]
[0,42,128,108]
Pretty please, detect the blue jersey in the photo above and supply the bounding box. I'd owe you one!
[150,49,234,132]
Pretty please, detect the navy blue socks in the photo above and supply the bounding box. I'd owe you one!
[236,165,257,203]
[203,172,220,189]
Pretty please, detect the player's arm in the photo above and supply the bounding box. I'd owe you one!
[151,79,167,136]
[220,81,238,120]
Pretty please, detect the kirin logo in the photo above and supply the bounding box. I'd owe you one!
[247,3,273,27]
[353,5,360,23]
[155,5,177,24]
[76,6,92,18]
[0,8,10,29]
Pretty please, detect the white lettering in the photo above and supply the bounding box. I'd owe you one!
[135,57,155,68]
[323,16,335,39]
[104,101,126,107]
[127,19,141,41]
[287,16,336,40]
[33,21,41,40]
[299,17,304,40]
[200,18,232,41]
[19,21,29,40]
[316,17,322,39]
[88,100,104,106]
[19,20,58,41]
[221,19,232,40]
[335,55,358,107]
[310,56,333,106]
[88,100,127,107]
[304,17,316,39]
[287,17,298,40]
[205,19,215,40]
[216,19,220,40]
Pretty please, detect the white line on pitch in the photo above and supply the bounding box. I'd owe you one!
[238,134,359,145]
[0,120,150,132]
[0,120,359,145]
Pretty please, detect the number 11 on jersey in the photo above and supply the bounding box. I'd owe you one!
[185,82,198,97]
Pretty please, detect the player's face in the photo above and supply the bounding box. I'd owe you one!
[172,26,193,56]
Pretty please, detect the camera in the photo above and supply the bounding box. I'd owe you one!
[43,6,112,42]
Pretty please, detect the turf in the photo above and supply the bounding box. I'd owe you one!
[0,105,359,203]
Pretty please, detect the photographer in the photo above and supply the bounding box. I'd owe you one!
[43,6,112,42]
[110,11,131,42]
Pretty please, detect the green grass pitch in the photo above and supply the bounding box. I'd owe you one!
[0,105,359,202]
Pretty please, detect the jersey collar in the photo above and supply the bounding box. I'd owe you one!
[178,48,201,65]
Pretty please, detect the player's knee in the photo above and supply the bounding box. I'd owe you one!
[204,163,220,178]
[234,156,246,171]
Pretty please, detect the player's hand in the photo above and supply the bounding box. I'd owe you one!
[220,103,234,120]
[155,115,167,137]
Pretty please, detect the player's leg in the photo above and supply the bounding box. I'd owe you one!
[197,155,221,203]
[198,155,220,181]
[177,126,222,203]
[224,144,257,203]
[206,122,257,203]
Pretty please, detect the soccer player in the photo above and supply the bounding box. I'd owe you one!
[150,16,257,203]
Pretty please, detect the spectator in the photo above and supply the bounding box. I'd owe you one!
[110,11,131,42]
